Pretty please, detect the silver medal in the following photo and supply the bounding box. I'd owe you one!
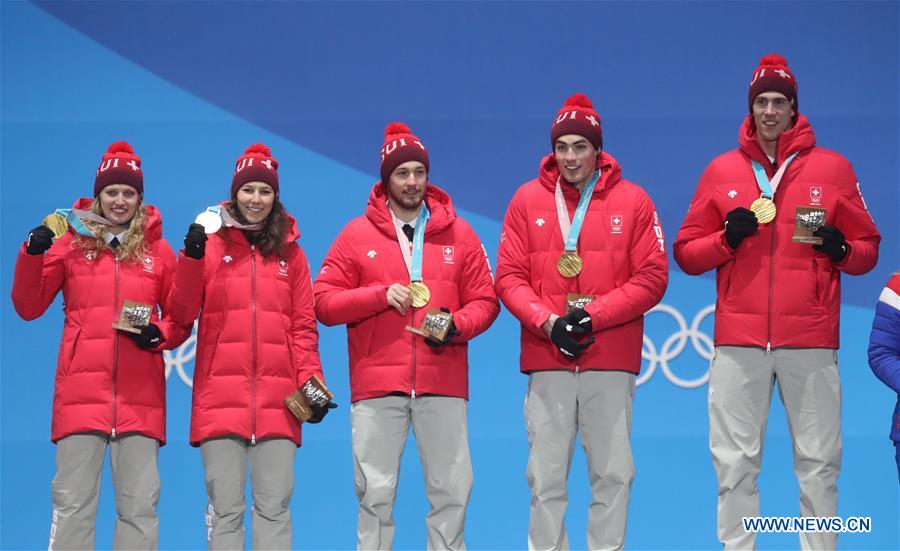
[195,210,223,234]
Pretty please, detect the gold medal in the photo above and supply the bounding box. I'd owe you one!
[750,195,776,224]
[408,281,431,308]
[42,213,68,238]
[557,252,583,277]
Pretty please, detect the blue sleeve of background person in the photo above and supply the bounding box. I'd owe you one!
[868,300,900,394]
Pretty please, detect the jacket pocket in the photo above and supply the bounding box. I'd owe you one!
[200,332,221,381]
[57,327,82,378]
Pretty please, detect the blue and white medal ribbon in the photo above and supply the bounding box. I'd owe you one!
[45,208,116,238]
[406,205,431,307]
[555,169,600,277]
[748,152,797,224]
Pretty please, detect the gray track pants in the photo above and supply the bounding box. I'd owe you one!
[525,370,635,551]
[200,436,296,550]
[49,432,160,550]
[709,346,841,551]
[351,395,473,551]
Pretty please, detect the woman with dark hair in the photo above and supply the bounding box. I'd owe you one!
[168,143,333,549]
[11,141,191,549]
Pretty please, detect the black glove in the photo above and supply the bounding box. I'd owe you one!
[307,401,338,424]
[425,307,460,348]
[128,323,161,349]
[812,225,848,262]
[183,223,208,260]
[724,207,759,250]
[562,307,593,336]
[550,315,595,359]
[26,225,55,255]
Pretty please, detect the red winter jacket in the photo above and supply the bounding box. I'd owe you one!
[313,183,499,403]
[11,199,189,443]
[495,152,668,374]
[168,211,323,446]
[674,115,881,349]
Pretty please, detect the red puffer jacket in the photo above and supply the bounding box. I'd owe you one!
[168,211,323,446]
[674,115,881,349]
[495,152,668,374]
[11,199,189,443]
[313,183,499,403]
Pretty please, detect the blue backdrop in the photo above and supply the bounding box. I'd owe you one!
[2,1,897,549]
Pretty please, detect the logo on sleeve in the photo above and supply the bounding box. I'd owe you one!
[223,255,233,263]
[442,245,455,264]
[535,218,546,227]
[652,211,665,252]
[366,250,377,258]
[809,186,822,205]
[610,214,624,234]
[728,189,737,199]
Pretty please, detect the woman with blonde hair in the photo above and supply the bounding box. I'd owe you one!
[12,141,190,549]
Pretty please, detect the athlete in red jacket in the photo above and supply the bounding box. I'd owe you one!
[495,94,668,550]
[169,144,330,550]
[674,55,881,550]
[11,141,190,550]
[313,123,498,550]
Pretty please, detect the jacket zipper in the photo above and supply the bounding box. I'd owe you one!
[766,181,777,354]
[112,255,119,438]
[410,307,417,399]
[250,246,258,445]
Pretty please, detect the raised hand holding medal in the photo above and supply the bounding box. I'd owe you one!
[556,169,600,277]
[749,152,797,224]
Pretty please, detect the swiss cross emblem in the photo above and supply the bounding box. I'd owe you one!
[728,190,737,199]
[367,250,377,258]
[810,186,822,205]
[610,214,624,234]
[223,255,233,263]
[535,218,545,227]
[442,245,455,264]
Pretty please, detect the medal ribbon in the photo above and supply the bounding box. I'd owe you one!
[750,153,798,199]
[204,205,264,230]
[54,208,116,237]
[393,204,430,282]
[555,169,601,252]
[409,205,430,282]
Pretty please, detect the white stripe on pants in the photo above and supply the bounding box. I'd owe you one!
[525,370,635,551]
[49,432,160,550]
[200,436,296,550]
[709,346,841,551]
[351,395,473,551]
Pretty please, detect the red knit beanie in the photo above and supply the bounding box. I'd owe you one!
[550,93,603,152]
[231,143,279,197]
[748,54,799,115]
[379,122,429,183]
[94,141,143,196]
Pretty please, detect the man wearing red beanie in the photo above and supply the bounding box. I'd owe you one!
[313,122,499,550]
[495,94,668,549]
[674,55,881,550]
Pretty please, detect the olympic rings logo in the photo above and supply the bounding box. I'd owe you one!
[638,303,715,389]
[164,304,717,390]
[164,321,196,388]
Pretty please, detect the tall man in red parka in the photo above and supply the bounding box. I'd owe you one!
[313,122,499,550]
[495,94,668,550]
[674,54,881,550]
